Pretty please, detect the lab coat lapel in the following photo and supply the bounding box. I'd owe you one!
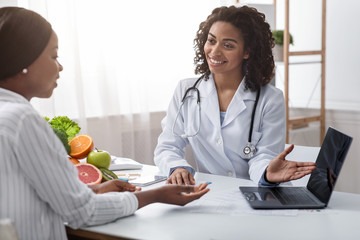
[222,80,256,128]
[200,77,221,128]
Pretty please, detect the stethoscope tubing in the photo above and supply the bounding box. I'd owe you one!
[172,77,203,138]
[248,89,260,143]
[171,76,260,159]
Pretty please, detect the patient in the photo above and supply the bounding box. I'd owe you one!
[0,7,209,240]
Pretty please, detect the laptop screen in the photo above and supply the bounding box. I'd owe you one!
[307,127,353,204]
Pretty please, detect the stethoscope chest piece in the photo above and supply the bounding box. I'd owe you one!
[243,142,256,159]
[242,89,260,160]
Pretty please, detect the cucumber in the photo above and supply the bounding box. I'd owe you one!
[100,168,118,181]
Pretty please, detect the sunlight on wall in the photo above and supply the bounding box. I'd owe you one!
[24,0,221,118]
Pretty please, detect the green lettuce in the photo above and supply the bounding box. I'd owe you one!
[45,116,81,142]
[52,128,71,154]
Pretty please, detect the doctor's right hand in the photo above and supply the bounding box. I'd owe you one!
[266,144,316,183]
[166,168,195,185]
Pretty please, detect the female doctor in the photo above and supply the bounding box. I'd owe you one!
[154,6,316,185]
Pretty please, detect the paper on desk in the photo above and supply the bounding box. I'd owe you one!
[109,156,143,171]
[185,188,298,217]
[129,175,167,187]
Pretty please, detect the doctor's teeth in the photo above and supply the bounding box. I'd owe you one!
[210,58,224,64]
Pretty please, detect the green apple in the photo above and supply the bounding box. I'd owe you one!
[87,149,111,169]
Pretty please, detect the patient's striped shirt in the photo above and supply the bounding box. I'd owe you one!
[0,88,138,240]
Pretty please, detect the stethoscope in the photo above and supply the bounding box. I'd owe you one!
[172,77,202,138]
[243,88,260,159]
[172,77,260,159]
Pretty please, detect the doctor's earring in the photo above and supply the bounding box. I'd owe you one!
[22,68,28,74]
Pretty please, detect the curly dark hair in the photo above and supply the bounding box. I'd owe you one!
[194,5,275,91]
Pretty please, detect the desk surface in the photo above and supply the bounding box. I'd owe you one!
[67,165,360,240]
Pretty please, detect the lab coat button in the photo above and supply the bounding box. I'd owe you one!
[227,172,233,177]
[217,138,223,145]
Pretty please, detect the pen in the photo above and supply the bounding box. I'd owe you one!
[116,173,141,176]
[206,181,212,185]
[118,178,129,182]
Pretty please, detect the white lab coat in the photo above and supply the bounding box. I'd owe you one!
[154,75,286,183]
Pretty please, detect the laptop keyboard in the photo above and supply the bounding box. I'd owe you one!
[271,187,318,205]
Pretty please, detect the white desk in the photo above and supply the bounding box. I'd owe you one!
[67,165,360,240]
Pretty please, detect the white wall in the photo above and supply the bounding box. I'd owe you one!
[275,0,360,111]
[326,0,360,111]
[0,0,17,7]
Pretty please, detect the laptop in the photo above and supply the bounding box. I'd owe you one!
[240,127,353,209]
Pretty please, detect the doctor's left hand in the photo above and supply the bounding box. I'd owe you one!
[266,144,317,183]
[166,168,195,185]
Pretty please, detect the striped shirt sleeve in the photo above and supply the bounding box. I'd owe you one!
[14,111,138,229]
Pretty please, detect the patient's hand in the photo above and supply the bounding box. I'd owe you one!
[88,179,141,194]
[135,183,210,209]
[266,144,316,183]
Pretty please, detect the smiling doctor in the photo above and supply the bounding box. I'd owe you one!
[154,6,316,186]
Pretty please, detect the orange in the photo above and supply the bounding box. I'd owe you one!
[68,157,80,165]
[76,163,102,185]
[69,134,94,159]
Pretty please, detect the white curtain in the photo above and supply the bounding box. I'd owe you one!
[15,0,222,163]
